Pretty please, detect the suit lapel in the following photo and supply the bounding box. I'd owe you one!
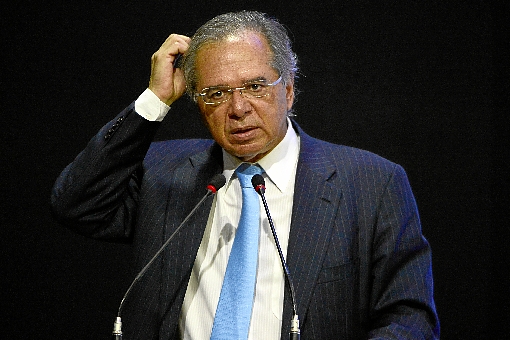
[281,126,343,335]
[159,142,223,326]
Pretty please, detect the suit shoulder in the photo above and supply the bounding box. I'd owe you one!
[311,136,397,164]
[144,139,215,167]
[306,136,402,176]
[294,120,398,171]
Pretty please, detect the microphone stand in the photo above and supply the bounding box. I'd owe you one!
[252,175,300,340]
[112,175,226,339]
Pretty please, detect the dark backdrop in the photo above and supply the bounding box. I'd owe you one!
[2,1,508,339]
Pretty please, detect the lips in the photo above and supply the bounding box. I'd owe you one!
[230,126,258,140]
[232,126,256,133]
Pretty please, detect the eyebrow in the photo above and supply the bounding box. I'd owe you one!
[244,76,269,83]
[201,76,270,90]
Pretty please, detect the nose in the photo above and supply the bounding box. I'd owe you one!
[228,89,251,117]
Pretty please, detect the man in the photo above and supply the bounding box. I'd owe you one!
[51,11,439,339]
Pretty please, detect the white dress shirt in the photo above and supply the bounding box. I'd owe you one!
[135,89,300,339]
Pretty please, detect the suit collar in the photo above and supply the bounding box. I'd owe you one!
[189,142,223,171]
[282,120,343,334]
[291,119,337,180]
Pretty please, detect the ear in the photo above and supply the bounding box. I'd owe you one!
[285,79,295,111]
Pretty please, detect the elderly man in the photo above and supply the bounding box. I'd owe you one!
[51,10,439,339]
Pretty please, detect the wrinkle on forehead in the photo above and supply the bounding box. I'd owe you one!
[195,31,276,87]
[202,30,272,56]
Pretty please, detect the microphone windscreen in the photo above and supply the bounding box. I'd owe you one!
[208,174,227,193]
[251,174,265,188]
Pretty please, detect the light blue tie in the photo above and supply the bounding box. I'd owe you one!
[210,163,263,340]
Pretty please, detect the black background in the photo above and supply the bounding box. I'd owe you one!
[2,1,508,339]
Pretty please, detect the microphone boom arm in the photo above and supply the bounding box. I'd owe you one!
[112,174,226,338]
[252,175,300,339]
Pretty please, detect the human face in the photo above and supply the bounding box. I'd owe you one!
[195,31,294,163]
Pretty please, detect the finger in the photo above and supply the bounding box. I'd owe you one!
[173,67,186,94]
[160,34,191,52]
[157,37,190,62]
[162,33,190,44]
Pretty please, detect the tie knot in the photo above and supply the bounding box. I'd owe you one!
[236,163,263,188]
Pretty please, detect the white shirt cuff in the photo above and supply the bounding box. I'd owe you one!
[134,88,171,122]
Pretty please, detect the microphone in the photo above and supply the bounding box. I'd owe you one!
[251,174,300,340]
[112,174,226,339]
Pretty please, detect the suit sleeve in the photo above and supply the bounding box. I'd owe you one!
[367,164,440,339]
[50,103,161,239]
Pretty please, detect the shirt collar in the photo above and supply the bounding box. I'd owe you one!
[222,118,300,193]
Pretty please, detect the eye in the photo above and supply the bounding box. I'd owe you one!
[206,88,228,100]
[246,82,266,93]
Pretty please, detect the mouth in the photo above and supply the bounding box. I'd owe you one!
[230,126,258,140]
[232,126,256,133]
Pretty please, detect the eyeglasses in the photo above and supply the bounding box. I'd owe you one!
[195,76,282,105]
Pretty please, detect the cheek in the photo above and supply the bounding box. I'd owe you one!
[275,86,290,110]
[201,109,226,136]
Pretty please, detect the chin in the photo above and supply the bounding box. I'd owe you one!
[230,150,259,162]
[226,142,270,162]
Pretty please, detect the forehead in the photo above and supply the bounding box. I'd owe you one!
[195,31,276,87]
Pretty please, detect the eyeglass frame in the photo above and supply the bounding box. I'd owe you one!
[194,75,283,105]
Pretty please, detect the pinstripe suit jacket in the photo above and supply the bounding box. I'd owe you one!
[51,103,439,339]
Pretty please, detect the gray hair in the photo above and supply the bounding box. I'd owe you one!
[181,11,298,102]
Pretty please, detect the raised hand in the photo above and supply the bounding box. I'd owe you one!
[148,34,191,106]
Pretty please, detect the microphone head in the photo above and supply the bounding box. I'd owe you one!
[207,174,226,193]
[251,174,265,193]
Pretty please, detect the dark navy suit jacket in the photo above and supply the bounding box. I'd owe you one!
[51,103,439,339]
